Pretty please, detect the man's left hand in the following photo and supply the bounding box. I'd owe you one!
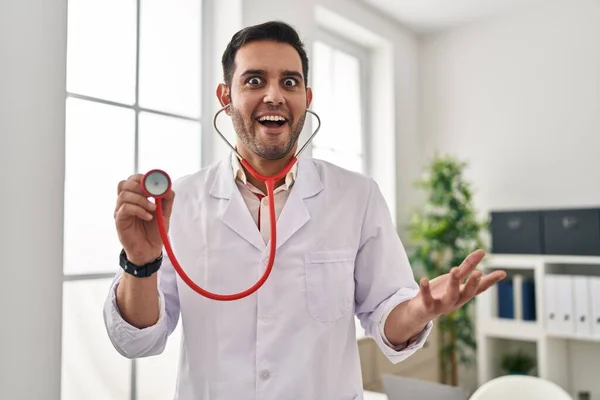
[409,249,506,322]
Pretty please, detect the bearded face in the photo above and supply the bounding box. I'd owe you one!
[230,101,307,160]
[221,40,312,161]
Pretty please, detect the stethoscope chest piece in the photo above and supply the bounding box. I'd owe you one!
[142,169,171,199]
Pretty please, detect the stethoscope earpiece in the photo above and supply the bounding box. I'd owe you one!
[212,105,321,161]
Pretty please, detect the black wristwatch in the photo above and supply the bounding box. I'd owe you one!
[119,249,162,278]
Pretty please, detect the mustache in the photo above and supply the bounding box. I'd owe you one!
[252,106,292,120]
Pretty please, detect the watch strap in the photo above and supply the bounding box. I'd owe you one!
[119,249,162,278]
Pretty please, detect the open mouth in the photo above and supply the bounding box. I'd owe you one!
[256,115,288,129]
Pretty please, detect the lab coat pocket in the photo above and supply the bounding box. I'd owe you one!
[304,250,356,323]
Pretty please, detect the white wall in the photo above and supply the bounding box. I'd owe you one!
[420,0,600,215]
[420,0,600,392]
[0,0,67,398]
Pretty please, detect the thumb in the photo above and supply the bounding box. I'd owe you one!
[160,190,176,220]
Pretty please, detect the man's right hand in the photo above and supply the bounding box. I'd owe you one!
[114,174,175,266]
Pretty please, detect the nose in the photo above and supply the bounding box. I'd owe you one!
[263,82,285,105]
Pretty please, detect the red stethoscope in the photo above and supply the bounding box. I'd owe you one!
[141,105,321,301]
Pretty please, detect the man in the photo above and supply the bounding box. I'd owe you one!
[104,21,505,399]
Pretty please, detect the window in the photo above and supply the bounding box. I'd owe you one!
[62,0,202,398]
[311,30,369,175]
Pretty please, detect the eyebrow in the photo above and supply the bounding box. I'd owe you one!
[239,69,304,80]
[240,69,266,78]
[282,70,304,80]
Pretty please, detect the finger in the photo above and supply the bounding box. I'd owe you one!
[128,174,144,181]
[117,174,144,194]
[475,270,507,295]
[116,191,157,214]
[457,270,482,305]
[445,267,461,305]
[115,180,156,216]
[117,180,126,194]
[118,178,148,197]
[160,190,176,220]
[115,203,154,221]
[457,249,486,280]
[419,277,436,309]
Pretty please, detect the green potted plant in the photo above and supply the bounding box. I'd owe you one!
[407,153,488,386]
[501,350,536,375]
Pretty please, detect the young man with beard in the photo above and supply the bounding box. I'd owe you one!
[104,20,505,400]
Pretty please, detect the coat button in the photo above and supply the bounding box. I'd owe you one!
[260,370,270,380]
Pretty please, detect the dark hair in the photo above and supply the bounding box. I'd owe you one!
[221,21,309,87]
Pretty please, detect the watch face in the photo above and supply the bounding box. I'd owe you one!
[143,170,170,197]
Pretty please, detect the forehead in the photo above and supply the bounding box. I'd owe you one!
[233,40,303,77]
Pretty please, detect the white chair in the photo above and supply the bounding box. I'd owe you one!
[363,390,388,400]
[469,375,573,400]
[382,374,468,400]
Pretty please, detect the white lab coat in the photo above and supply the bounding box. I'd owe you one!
[103,155,432,400]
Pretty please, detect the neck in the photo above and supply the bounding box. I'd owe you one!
[237,146,296,193]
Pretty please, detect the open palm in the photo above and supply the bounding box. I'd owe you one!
[412,249,506,320]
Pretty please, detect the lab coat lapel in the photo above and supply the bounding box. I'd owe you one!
[274,158,323,250]
[209,159,265,251]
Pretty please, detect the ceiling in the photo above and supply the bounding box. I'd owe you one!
[361,0,561,34]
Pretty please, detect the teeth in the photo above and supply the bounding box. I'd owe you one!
[258,115,286,122]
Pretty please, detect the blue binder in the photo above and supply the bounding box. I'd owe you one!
[497,279,514,319]
[521,279,536,321]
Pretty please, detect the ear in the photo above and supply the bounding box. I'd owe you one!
[216,83,231,115]
[305,87,313,109]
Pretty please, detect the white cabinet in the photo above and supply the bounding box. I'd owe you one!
[476,254,600,399]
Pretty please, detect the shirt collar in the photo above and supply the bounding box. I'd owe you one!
[231,152,297,191]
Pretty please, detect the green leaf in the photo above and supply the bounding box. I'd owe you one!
[407,153,487,382]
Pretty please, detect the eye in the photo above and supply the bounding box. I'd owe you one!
[283,78,298,87]
[248,77,263,85]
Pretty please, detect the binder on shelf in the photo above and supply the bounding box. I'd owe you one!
[521,278,536,321]
[496,274,536,322]
[555,275,575,334]
[544,275,559,332]
[591,277,600,337]
[513,274,523,320]
[573,276,592,336]
[497,278,514,319]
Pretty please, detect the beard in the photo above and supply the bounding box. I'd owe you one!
[230,103,306,160]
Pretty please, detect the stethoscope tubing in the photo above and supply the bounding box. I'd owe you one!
[143,106,321,301]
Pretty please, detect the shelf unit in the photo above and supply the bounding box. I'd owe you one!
[476,254,600,399]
